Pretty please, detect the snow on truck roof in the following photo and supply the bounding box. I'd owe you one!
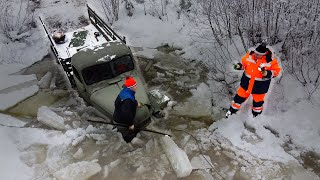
[53,24,119,59]
[71,41,131,70]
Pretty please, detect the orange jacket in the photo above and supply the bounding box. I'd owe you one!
[239,50,281,94]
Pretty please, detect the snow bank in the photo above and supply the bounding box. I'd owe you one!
[53,160,101,180]
[110,1,190,48]
[160,136,192,178]
[37,106,65,130]
[210,114,297,163]
[261,99,320,153]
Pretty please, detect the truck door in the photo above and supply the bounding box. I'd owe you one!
[72,66,90,101]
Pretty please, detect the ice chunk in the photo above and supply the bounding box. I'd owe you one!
[73,148,84,159]
[72,134,86,146]
[103,165,109,178]
[109,159,121,169]
[133,48,157,59]
[89,134,107,141]
[198,170,215,180]
[172,83,212,118]
[160,136,192,178]
[0,85,38,111]
[38,72,52,89]
[180,135,191,148]
[131,137,145,146]
[135,165,147,175]
[86,125,98,133]
[37,106,65,130]
[0,113,26,127]
[86,151,100,161]
[50,75,57,89]
[53,160,101,180]
[191,155,214,170]
[145,139,154,153]
[72,121,81,129]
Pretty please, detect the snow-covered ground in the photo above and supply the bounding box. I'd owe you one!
[1,0,320,179]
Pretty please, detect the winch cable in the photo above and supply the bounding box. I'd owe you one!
[171,128,226,180]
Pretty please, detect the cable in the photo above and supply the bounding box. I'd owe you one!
[87,120,172,137]
[172,128,226,180]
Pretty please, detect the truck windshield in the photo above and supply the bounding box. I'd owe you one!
[82,55,134,85]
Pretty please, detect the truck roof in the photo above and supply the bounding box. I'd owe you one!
[71,41,131,70]
[54,24,117,59]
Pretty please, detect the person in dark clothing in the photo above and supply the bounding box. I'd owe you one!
[113,76,140,143]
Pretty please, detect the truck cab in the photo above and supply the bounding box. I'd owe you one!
[40,5,152,124]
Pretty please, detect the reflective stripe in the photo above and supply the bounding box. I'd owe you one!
[244,72,270,81]
[244,73,251,78]
[246,57,256,64]
[252,107,263,111]
[259,63,271,68]
[232,101,241,109]
[255,77,270,81]
[232,101,241,107]
[252,108,262,113]
[254,50,267,56]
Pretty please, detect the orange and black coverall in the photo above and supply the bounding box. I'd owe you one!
[230,49,281,116]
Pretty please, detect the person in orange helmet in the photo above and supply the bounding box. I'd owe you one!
[226,43,281,118]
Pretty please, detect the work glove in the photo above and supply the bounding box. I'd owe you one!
[261,69,267,77]
[233,63,242,70]
[259,66,272,78]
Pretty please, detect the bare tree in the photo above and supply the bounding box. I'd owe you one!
[185,0,320,98]
[100,0,120,24]
[146,0,168,20]
[0,0,36,41]
[282,0,320,99]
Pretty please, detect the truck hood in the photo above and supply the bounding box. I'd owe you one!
[90,76,151,119]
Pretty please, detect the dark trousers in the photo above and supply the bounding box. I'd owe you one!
[117,126,140,143]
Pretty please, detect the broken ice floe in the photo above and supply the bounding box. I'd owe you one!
[37,106,65,130]
[53,160,101,180]
[160,136,192,178]
[73,148,84,159]
[0,113,26,127]
[172,83,212,118]
[191,155,214,170]
[0,85,39,111]
[38,72,52,89]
